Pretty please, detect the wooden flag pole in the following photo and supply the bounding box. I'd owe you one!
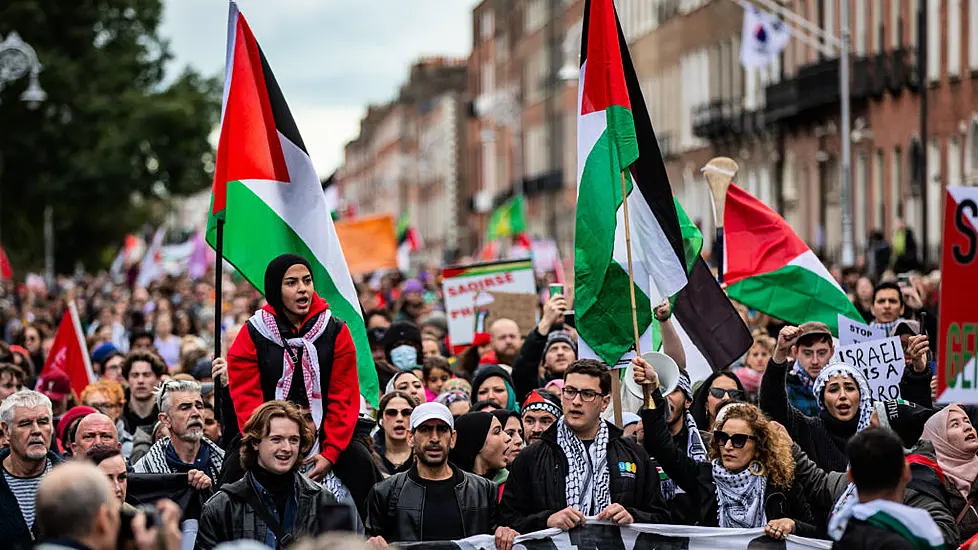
[702,158,738,284]
[618,169,654,424]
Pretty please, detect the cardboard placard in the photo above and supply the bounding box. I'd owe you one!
[838,314,887,346]
[442,259,537,347]
[835,337,906,401]
[479,291,539,340]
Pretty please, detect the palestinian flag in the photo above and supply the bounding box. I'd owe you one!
[650,198,752,381]
[829,499,945,549]
[205,2,378,405]
[396,212,422,273]
[575,0,689,367]
[724,183,862,335]
[322,173,339,219]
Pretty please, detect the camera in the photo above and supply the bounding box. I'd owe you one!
[117,504,164,546]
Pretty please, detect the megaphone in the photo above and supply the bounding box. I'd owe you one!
[624,352,680,401]
[607,352,681,417]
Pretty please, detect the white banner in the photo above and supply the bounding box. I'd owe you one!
[398,522,832,549]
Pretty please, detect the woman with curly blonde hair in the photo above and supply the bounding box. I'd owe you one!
[633,356,816,540]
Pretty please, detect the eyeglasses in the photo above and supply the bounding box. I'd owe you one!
[384,408,414,418]
[90,402,122,413]
[561,387,604,402]
[709,387,746,400]
[713,430,757,449]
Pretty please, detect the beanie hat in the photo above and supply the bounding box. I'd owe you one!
[58,406,98,449]
[448,411,495,473]
[478,350,499,366]
[471,364,518,412]
[873,399,935,448]
[91,342,119,365]
[521,389,562,419]
[382,321,423,362]
[543,330,577,357]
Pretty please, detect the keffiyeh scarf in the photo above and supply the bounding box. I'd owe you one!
[251,309,330,456]
[660,411,708,501]
[712,459,768,528]
[557,418,611,516]
[813,362,874,432]
[829,499,945,549]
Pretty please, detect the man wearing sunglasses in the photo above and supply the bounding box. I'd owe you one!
[500,360,670,534]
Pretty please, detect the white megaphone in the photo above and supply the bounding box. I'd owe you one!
[609,351,681,417]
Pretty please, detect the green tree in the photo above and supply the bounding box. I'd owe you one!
[0,0,220,273]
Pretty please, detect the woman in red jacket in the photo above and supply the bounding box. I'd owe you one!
[226,254,359,484]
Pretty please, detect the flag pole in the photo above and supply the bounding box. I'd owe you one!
[213,218,225,360]
[703,158,738,284]
[618,169,652,421]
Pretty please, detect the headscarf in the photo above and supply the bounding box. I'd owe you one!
[263,254,313,321]
[921,404,978,498]
[384,369,423,395]
[813,362,873,432]
[449,412,495,473]
[471,365,519,412]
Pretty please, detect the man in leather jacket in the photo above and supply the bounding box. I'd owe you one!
[365,403,518,549]
[197,401,360,550]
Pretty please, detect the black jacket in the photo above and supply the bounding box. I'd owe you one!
[499,419,671,533]
[364,463,497,543]
[197,470,353,550]
[0,449,63,550]
[511,327,549,403]
[759,358,933,473]
[641,392,817,536]
[832,519,916,550]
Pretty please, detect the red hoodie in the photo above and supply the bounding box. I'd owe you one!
[227,294,359,464]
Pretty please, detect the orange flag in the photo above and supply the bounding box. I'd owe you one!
[333,214,399,275]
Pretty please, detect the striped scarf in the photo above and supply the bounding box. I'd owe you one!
[790,362,817,392]
[557,418,611,516]
[659,412,708,501]
[871,319,900,337]
[829,499,945,549]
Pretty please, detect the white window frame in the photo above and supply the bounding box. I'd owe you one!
[927,0,941,83]
[970,0,978,70]
[856,0,867,55]
[948,0,962,77]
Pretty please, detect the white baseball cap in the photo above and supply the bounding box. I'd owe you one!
[410,402,455,431]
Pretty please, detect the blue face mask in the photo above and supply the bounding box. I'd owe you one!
[390,345,418,371]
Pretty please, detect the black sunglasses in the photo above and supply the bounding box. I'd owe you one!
[384,408,414,418]
[709,387,746,400]
[713,430,757,449]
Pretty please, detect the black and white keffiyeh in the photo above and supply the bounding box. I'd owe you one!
[813,362,874,432]
[711,459,768,528]
[557,418,611,516]
[660,410,708,501]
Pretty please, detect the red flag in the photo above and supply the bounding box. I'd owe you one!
[41,303,95,397]
[0,244,12,281]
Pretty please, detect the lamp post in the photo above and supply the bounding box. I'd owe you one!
[0,31,47,281]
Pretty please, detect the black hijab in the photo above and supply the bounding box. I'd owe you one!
[449,411,495,473]
[263,254,313,321]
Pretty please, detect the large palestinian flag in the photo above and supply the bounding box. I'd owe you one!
[574,0,690,367]
[724,183,862,335]
[206,2,378,405]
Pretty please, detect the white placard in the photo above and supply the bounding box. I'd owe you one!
[838,314,887,346]
[835,337,906,401]
[441,260,537,348]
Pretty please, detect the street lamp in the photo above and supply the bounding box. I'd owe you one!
[0,31,47,108]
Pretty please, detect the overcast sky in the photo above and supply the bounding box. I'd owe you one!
[160,0,479,176]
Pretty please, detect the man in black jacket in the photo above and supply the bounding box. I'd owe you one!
[365,402,517,549]
[831,428,946,549]
[197,401,358,550]
[500,360,670,534]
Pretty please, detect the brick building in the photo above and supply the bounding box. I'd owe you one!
[336,57,468,266]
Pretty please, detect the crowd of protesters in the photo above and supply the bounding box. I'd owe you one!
[0,250,968,550]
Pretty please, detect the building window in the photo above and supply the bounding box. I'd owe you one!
[949,137,962,187]
[823,0,836,55]
[909,0,919,47]
[968,119,978,184]
[926,139,942,251]
[480,10,494,41]
[525,0,547,33]
[948,0,962,77]
[873,149,884,229]
[481,62,494,94]
[855,153,868,247]
[970,0,978,70]
[856,0,867,55]
[892,147,903,220]
[889,0,902,49]
[927,0,941,82]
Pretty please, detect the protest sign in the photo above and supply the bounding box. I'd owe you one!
[397,522,831,549]
[835,337,905,401]
[334,214,398,275]
[937,187,978,403]
[838,314,886,346]
[442,259,537,348]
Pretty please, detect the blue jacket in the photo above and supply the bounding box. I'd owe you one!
[0,447,63,550]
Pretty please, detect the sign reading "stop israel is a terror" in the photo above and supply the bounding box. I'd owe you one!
[937,187,978,403]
